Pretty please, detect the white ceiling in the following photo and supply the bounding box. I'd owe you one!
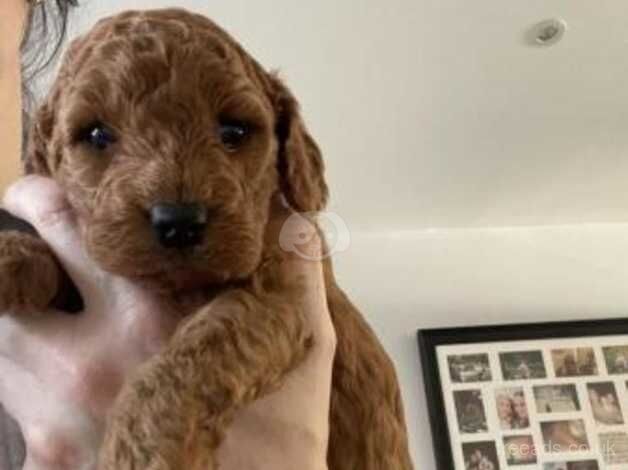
[65,0,628,231]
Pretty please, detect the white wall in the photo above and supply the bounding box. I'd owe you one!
[334,225,628,466]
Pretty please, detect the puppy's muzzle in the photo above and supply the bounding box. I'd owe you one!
[150,203,207,249]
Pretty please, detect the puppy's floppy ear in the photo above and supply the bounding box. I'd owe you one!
[24,99,56,176]
[270,75,328,213]
[24,35,85,176]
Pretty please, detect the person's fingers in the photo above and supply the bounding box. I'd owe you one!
[3,176,101,300]
[282,223,324,299]
[280,221,336,354]
[0,357,100,469]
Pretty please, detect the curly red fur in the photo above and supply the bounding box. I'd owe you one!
[0,8,413,469]
[0,232,59,313]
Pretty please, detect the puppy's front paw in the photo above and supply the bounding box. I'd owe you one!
[0,232,61,314]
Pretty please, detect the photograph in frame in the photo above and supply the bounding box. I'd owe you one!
[418,318,628,470]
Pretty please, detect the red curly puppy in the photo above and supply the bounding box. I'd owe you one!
[0,8,413,470]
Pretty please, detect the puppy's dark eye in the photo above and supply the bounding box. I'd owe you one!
[78,123,116,151]
[219,120,249,150]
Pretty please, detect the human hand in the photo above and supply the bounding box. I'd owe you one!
[216,205,336,470]
[0,176,179,469]
[0,177,336,470]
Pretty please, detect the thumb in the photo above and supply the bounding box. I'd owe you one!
[3,176,99,300]
[280,224,335,349]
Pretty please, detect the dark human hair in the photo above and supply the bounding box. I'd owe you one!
[20,0,78,142]
[21,0,78,82]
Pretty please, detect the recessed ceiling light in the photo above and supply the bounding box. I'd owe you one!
[527,18,567,47]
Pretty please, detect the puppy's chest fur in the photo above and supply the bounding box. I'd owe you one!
[148,243,291,325]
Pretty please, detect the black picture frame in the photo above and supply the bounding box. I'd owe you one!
[417,317,628,470]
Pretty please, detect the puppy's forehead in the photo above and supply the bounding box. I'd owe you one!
[99,9,230,54]
[87,8,233,51]
[64,8,262,90]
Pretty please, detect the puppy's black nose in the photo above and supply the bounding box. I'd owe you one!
[150,203,207,248]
